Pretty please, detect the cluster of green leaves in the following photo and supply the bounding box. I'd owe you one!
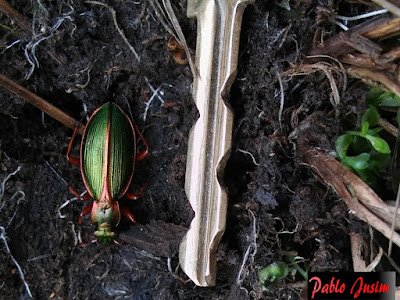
[367,87,400,110]
[259,256,309,291]
[335,88,395,186]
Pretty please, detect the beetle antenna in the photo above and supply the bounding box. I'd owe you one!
[121,95,134,122]
[44,160,68,185]
[145,159,170,184]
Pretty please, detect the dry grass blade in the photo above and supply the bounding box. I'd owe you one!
[150,0,196,78]
[347,66,400,96]
[282,62,345,109]
[365,247,383,272]
[0,74,84,134]
[371,0,400,17]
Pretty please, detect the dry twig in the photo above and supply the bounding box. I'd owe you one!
[0,74,84,134]
[282,61,345,110]
[378,118,397,137]
[310,16,400,57]
[298,146,400,248]
[350,231,367,271]
[347,66,400,95]
[0,0,31,33]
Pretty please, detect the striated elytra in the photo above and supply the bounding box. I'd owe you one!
[66,102,149,244]
[82,103,136,201]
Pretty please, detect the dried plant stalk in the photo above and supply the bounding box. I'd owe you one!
[0,0,31,33]
[310,16,400,57]
[298,146,400,248]
[0,74,84,134]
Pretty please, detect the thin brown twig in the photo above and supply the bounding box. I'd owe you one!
[298,146,400,248]
[347,66,400,97]
[378,118,397,137]
[309,16,400,57]
[0,0,31,33]
[0,74,84,134]
[350,230,367,271]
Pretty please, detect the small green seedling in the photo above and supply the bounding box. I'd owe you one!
[259,261,290,288]
[366,87,400,108]
[336,92,392,186]
[259,256,309,291]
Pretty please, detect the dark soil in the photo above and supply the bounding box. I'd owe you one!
[0,1,378,299]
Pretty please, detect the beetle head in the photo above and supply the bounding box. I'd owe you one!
[91,200,120,244]
[95,222,115,245]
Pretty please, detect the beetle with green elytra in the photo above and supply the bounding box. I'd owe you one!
[66,102,149,244]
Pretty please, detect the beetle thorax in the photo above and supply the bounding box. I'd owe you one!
[99,200,111,210]
[91,200,121,228]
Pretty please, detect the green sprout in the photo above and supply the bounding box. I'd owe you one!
[259,256,309,291]
[366,87,400,108]
[335,88,395,186]
[259,262,290,287]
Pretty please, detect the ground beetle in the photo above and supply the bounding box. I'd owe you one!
[66,102,149,244]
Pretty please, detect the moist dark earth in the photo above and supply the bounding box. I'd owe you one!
[0,1,386,299]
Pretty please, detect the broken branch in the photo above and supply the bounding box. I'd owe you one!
[310,16,400,57]
[0,74,84,134]
[298,146,400,248]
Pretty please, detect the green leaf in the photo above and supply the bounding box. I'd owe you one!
[259,262,290,285]
[378,92,400,107]
[368,151,390,171]
[345,130,361,136]
[335,134,353,159]
[351,135,370,153]
[361,122,370,135]
[364,135,391,154]
[396,109,400,126]
[367,127,382,136]
[342,153,370,170]
[361,107,380,127]
[366,87,385,106]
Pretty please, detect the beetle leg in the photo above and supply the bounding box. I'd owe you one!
[133,123,150,162]
[120,205,136,224]
[81,191,91,201]
[78,202,93,224]
[67,185,91,201]
[66,125,81,166]
[125,183,147,200]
